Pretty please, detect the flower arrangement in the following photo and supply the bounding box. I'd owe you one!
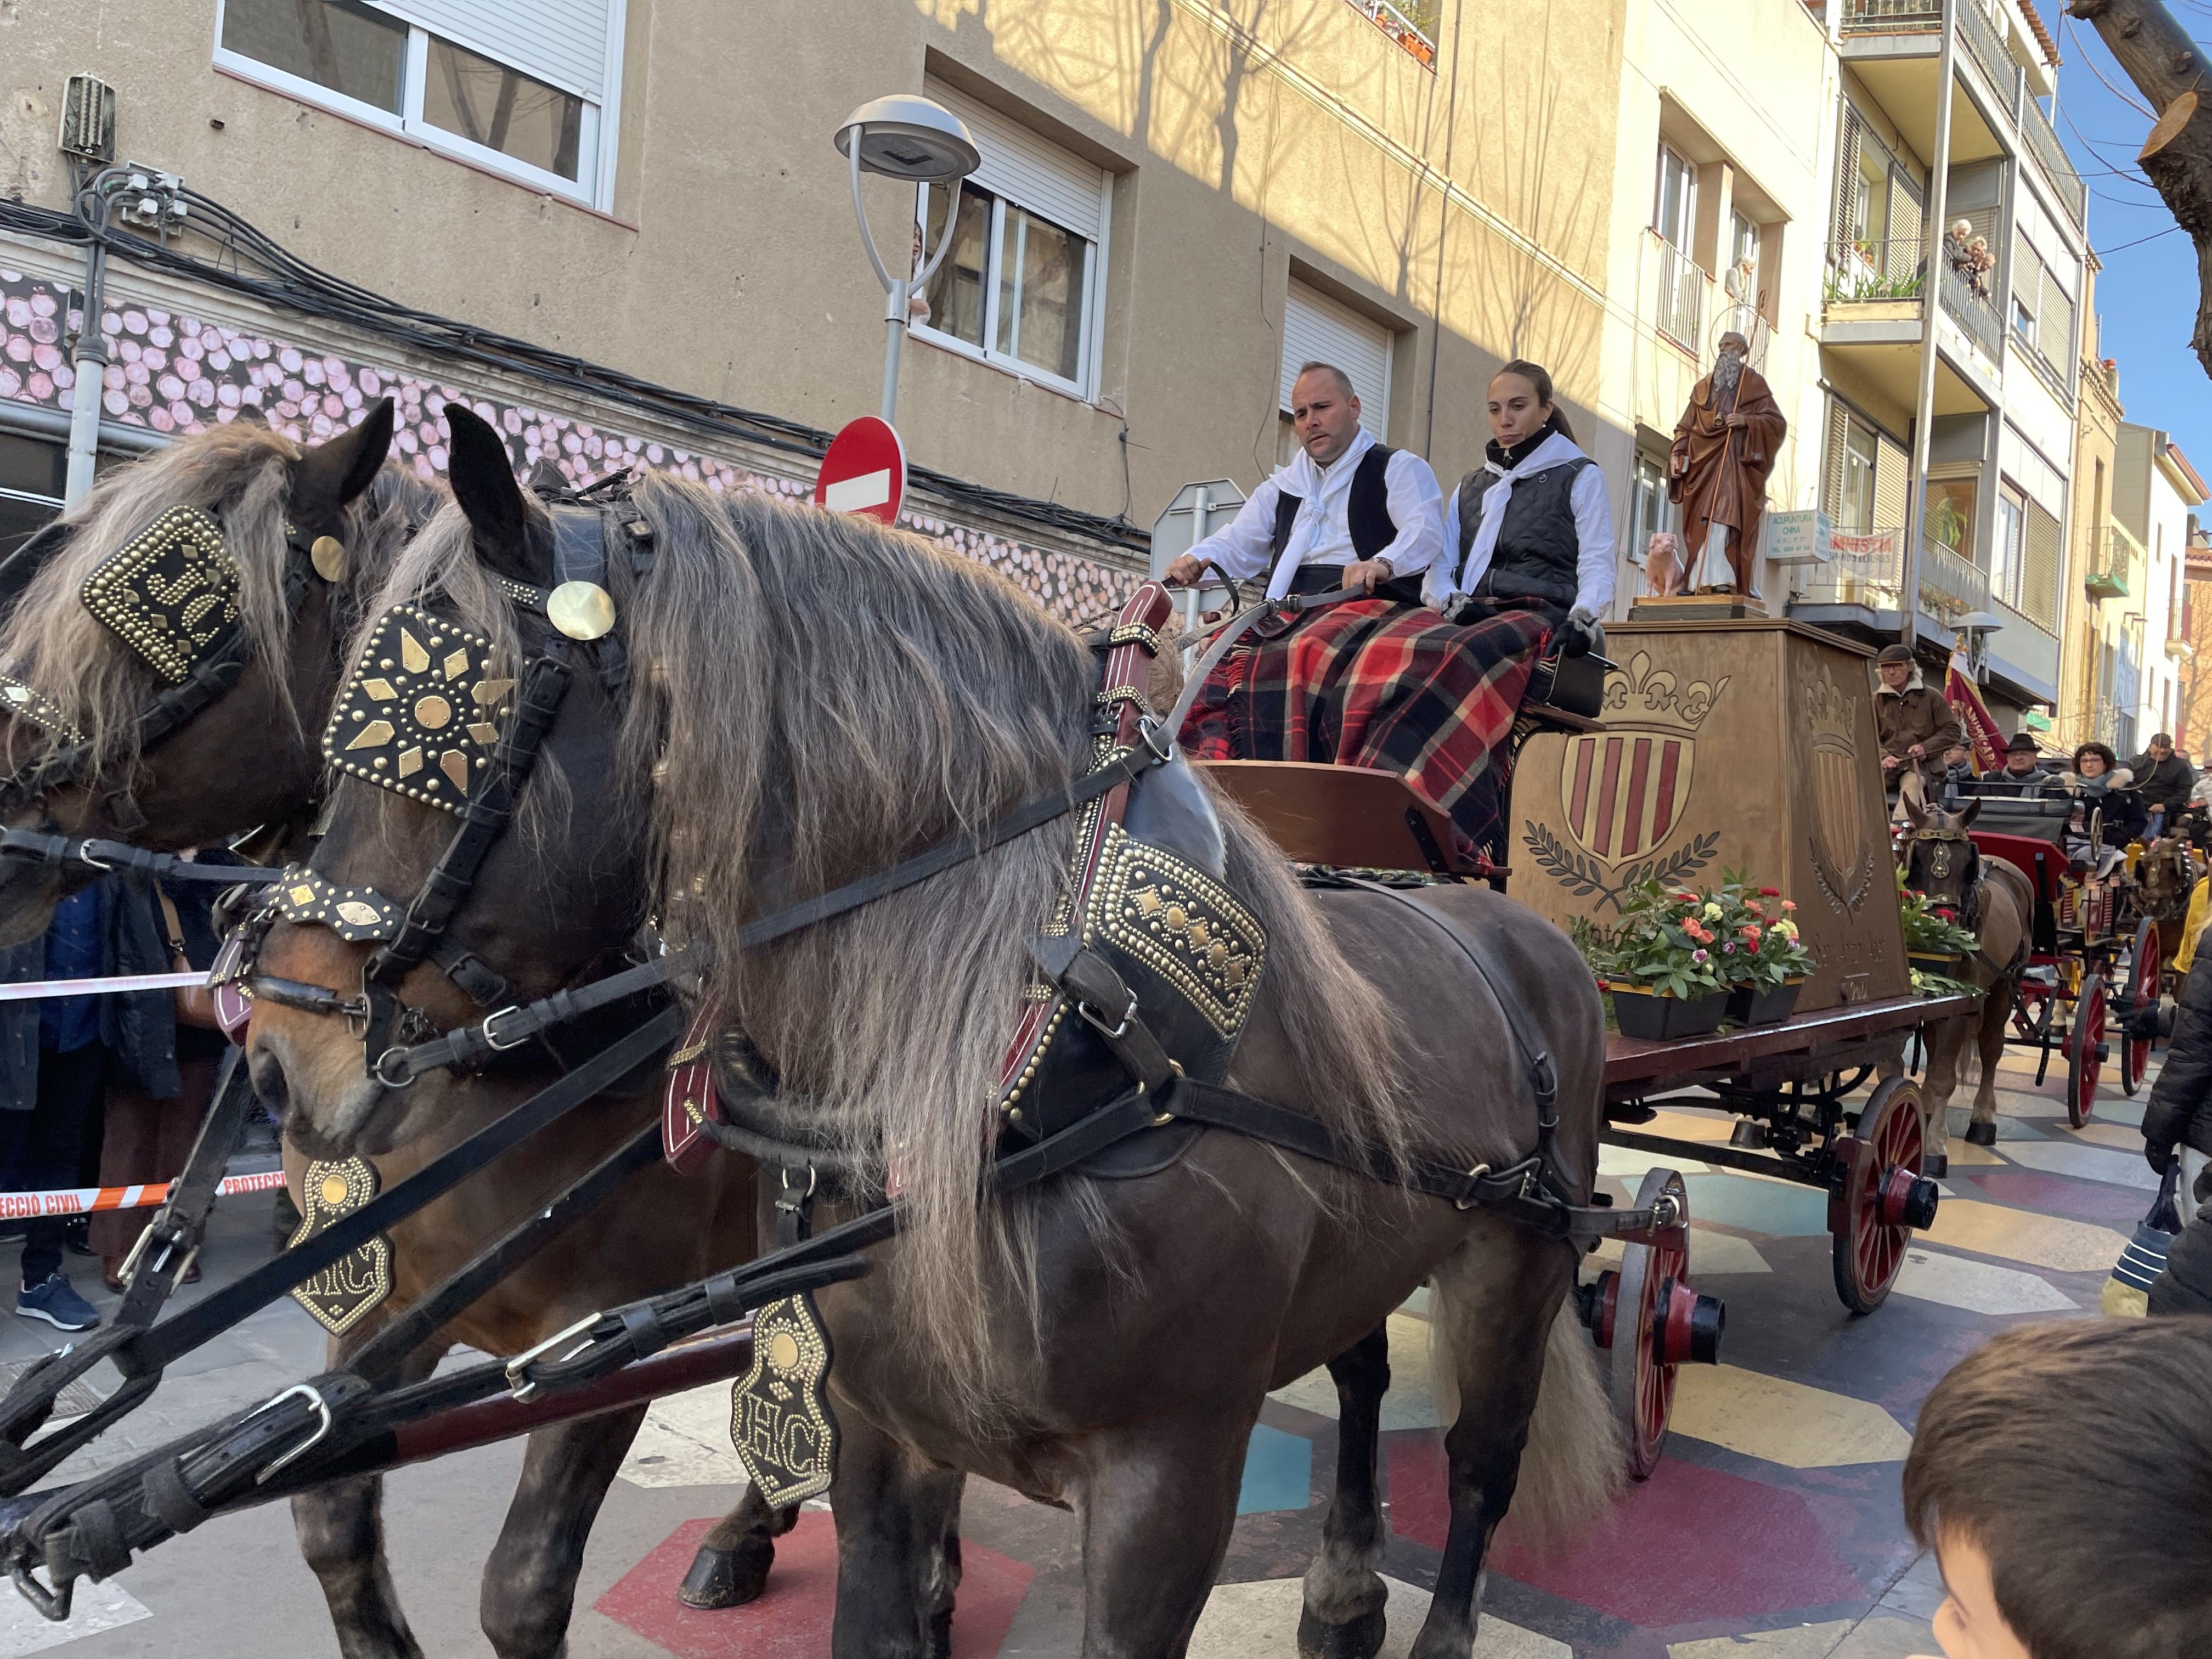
[1899,872,1980,960]
[1572,882,1728,1001]
[1574,875,1815,1035]
[1711,874,1813,992]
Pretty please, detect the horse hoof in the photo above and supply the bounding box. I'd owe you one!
[678,1536,774,1609]
[1298,1605,1387,1659]
[1924,1151,1948,1179]
[1963,1121,1999,1147]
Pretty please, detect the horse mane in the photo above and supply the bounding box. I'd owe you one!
[377,475,1406,1415]
[0,421,440,774]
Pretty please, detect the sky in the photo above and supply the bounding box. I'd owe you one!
[2052,5,2212,470]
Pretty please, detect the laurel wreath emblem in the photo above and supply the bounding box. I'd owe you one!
[1521,823,1722,914]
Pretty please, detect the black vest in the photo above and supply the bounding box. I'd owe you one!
[1453,455,1594,610]
[1271,444,1398,561]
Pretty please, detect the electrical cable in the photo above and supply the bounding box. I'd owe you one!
[0,189,1146,554]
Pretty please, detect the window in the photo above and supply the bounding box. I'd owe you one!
[1993,482,2027,610]
[912,82,1109,399]
[2013,294,2036,348]
[1655,145,1696,252]
[1280,282,1392,441]
[1627,452,1679,566]
[0,431,66,562]
[1841,417,1878,534]
[214,0,620,208]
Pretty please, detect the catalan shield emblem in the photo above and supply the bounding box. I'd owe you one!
[1810,735,1862,878]
[1559,732,1695,866]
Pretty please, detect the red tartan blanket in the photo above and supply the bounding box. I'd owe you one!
[1178,601,1553,860]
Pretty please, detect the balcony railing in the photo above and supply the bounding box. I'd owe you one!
[1825,236,1925,301]
[1954,0,2012,99]
[1797,526,1907,608]
[1920,533,1990,622]
[2021,94,2087,226]
[1939,255,2004,362]
[1652,234,1706,352]
[2085,522,2142,600]
[1839,0,1940,27]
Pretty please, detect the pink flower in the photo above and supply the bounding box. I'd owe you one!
[1691,949,1708,963]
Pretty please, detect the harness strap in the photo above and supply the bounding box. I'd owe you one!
[0,831,284,884]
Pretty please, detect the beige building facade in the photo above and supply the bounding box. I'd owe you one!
[2052,258,2124,758]
[2,0,1639,612]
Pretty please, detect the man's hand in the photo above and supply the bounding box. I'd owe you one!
[1908,743,1927,760]
[1882,754,1903,774]
[1724,413,1748,430]
[1343,557,1392,595]
[1164,554,1204,588]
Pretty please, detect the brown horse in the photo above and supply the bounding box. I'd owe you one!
[1899,798,2032,1148]
[251,414,1623,1657]
[0,417,771,1659]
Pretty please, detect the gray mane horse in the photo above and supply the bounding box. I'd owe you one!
[1898,798,2031,1149]
[250,406,1622,1657]
[0,415,781,1659]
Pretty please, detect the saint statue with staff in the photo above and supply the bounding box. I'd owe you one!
[1669,329,1788,597]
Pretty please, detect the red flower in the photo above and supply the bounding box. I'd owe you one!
[1759,887,1781,897]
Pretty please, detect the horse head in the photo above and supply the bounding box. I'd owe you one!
[1901,794,1984,922]
[247,402,653,1156]
[0,402,417,947]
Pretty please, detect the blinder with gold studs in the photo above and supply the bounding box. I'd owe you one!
[322,605,517,815]
[79,505,244,684]
[0,674,86,747]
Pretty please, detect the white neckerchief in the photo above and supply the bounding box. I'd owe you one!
[1263,427,1378,601]
[1455,427,1585,592]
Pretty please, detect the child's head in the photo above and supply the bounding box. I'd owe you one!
[1901,1319,2212,1659]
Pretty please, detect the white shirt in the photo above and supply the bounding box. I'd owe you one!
[1184,429,1446,601]
[1431,433,1617,618]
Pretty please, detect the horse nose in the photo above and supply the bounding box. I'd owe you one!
[249,1046,290,1122]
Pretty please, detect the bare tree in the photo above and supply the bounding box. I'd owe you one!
[2068,2,2212,377]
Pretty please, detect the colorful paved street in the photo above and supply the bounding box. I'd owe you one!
[0,1034,2160,1657]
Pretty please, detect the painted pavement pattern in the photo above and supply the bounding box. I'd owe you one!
[0,1041,2152,1657]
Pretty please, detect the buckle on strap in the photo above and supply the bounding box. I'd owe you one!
[250,1382,335,1483]
[1452,1163,1494,1211]
[481,1005,532,1052]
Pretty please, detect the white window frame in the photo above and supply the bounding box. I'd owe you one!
[1626,450,1679,567]
[211,0,624,212]
[1993,479,2027,610]
[911,177,1108,403]
[1654,144,1696,253]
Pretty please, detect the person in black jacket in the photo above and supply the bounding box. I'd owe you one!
[2143,956,2212,1314]
[2125,732,2196,839]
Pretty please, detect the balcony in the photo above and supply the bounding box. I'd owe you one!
[1919,532,1990,622]
[1820,235,2002,410]
[2018,95,2087,227]
[1652,234,1708,354]
[2084,523,2138,601]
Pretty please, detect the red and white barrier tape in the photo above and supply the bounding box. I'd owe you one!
[0,1169,286,1220]
[0,971,207,1003]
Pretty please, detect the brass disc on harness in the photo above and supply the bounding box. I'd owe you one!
[546,580,617,641]
[311,535,347,582]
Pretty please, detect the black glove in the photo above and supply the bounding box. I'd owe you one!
[1555,606,1603,658]
[2145,1133,2177,1175]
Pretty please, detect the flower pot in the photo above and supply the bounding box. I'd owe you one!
[1726,979,1804,1027]
[1907,950,1967,971]
[1606,984,1728,1041]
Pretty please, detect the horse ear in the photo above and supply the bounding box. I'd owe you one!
[291,398,395,519]
[442,403,546,585]
[1956,798,1982,830]
[1902,795,1928,831]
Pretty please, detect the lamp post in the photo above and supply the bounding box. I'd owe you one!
[834,95,979,427]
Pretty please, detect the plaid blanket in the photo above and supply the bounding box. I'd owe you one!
[1179,600,1553,860]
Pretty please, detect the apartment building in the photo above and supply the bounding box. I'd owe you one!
[2052,256,2125,757]
[0,0,1632,617]
[2101,424,2209,755]
[1788,0,2086,723]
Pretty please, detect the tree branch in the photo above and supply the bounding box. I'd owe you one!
[2068,0,2212,379]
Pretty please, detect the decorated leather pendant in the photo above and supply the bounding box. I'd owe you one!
[662,1008,723,1173]
[729,1293,839,1506]
[286,1156,393,1335]
[79,505,242,683]
[323,605,516,815]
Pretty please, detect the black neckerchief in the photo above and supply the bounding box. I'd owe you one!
[1483,411,1565,473]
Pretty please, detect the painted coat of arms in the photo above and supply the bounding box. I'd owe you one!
[1803,663,1875,912]
[1523,651,1728,911]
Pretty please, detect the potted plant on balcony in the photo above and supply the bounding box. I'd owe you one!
[1715,876,1815,1025]
[1574,881,1730,1041]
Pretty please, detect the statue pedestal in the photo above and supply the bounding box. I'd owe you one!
[1510,619,1908,1013]
[1629,593,1769,621]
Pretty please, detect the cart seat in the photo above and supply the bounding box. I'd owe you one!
[1194,760,1482,876]
[1970,831,2067,902]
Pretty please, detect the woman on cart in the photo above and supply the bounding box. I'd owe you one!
[2059,742,2147,881]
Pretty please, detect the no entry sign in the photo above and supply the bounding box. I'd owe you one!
[814,417,906,524]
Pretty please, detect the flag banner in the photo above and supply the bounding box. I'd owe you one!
[1946,647,2004,775]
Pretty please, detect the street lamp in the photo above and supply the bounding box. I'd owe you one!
[835,95,979,426]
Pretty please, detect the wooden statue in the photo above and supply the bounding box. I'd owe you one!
[1669,331,1787,596]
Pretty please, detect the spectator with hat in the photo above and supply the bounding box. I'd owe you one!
[1995,731,2050,794]
[1874,644,1962,817]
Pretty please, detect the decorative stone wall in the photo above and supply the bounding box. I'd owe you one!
[1,267,1135,626]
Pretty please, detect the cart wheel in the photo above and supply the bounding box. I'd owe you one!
[2067,973,2107,1129]
[2120,918,2161,1098]
[1830,1077,1937,1316]
[1593,1169,1700,1481]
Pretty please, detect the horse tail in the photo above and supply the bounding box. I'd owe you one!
[1427,1270,1622,1545]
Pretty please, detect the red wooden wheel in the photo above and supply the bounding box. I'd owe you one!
[2120,919,2160,1098]
[1601,1167,1690,1481]
[2067,973,2106,1129]
[1830,1077,1933,1316]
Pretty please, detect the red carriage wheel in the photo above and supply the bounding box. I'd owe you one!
[2066,973,2106,1129]
[1601,1167,1690,1481]
[1830,1077,1937,1316]
[2120,919,2160,1098]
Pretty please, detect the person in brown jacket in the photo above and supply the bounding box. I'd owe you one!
[1874,643,1962,814]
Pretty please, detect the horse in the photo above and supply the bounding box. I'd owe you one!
[248,405,1623,1658]
[1899,798,2032,1149]
[0,414,775,1658]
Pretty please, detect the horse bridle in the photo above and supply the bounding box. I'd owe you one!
[235,481,659,1086]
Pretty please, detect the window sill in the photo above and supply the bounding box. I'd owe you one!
[909,325,1099,409]
[212,63,636,230]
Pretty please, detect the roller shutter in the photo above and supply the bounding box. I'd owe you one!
[926,80,1108,244]
[1281,282,1392,440]
[375,0,616,99]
